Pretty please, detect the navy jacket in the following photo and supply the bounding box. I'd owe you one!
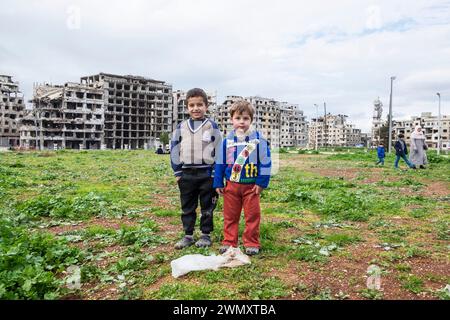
[394,139,408,156]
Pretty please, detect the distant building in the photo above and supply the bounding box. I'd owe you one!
[19,73,173,150]
[20,82,105,150]
[81,73,173,149]
[0,75,25,148]
[308,114,363,148]
[393,112,450,149]
[213,96,307,148]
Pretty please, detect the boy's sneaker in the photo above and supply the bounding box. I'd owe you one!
[245,247,260,255]
[174,235,195,249]
[195,234,212,248]
[219,245,231,254]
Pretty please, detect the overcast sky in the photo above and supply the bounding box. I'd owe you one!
[1,0,449,132]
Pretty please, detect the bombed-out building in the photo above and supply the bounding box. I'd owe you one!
[308,114,363,148]
[213,96,307,148]
[20,82,104,150]
[80,73,173,149]
[0,75,25,148]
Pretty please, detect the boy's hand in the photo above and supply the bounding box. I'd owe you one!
[176,176,181,182]
[216,188,224,195]
[251,185,263,195]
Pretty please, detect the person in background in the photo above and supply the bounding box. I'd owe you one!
[156,145,164,154]
[394,134,416,169]
[409,126,428,169]
[376,142,385,166]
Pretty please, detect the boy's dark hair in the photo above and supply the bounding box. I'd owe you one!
[186,88,208,106]
[398,134,404,139]
[379,142,384,146]
[229,101,255,121]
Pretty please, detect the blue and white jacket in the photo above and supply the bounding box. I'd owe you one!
[213,130,271,189]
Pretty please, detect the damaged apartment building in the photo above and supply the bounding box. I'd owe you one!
[81,73,172,149]
[20,73,173,150]
[214,96,307,148]
[308,114,363,148]
[20,82,104,150]
[0,75,25,148]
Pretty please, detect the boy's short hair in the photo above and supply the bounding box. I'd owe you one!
[186,88,208,106]
[379,142,384,146]
[229,101,255,121]
[398,134,405,138]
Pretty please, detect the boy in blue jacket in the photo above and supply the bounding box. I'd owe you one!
[213,101,271,255]
[376,142,385,165]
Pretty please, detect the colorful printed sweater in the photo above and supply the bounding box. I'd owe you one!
[213,130,271,189]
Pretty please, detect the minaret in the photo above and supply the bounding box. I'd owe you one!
[371,97,384,146]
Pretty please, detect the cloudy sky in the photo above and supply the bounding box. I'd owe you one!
[1,0,449,132]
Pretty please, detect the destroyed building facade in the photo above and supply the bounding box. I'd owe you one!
[80,73,173,149]
[0,75,25,148]
[308,114,363,148]
[20,82,104,150]
[213,95,307,148]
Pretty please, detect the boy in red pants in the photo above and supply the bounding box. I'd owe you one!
[213,101,272,255]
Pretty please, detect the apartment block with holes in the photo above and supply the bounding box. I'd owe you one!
[0,75,25,149]
[213,95,307,148]
[20,82,104,150]
[393,112,450,150]
[308,114,363,148]
[80,73,172,149]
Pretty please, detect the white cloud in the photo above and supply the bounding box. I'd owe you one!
[1,0,450,132]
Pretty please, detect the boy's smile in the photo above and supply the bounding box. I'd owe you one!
[187,96,207,120]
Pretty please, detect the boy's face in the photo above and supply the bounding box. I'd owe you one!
[187,96,207,120]
[231,111,252,134]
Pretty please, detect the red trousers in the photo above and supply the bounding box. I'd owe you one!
[222,181,261,248]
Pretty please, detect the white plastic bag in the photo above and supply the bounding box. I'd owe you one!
[171,247,251,278]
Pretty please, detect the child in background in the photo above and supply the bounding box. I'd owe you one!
[376,142,385,165]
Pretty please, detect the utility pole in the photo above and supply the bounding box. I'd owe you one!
[437,92,441,155]
[323,102,327,149]
[388,76,396,153]
[314,104,319,151]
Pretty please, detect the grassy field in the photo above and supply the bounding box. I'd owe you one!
[0,149,449,300]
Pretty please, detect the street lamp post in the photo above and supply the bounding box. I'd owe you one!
[388,76,396,153]
[323,102,327,149]
[314,104,319,151]
[437,92,441,155]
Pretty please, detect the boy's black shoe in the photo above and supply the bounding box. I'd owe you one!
[195,234,212,247]
[174,235,195,249]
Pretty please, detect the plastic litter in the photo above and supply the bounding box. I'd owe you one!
[366,265,382,290]
[171,247,251,278]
